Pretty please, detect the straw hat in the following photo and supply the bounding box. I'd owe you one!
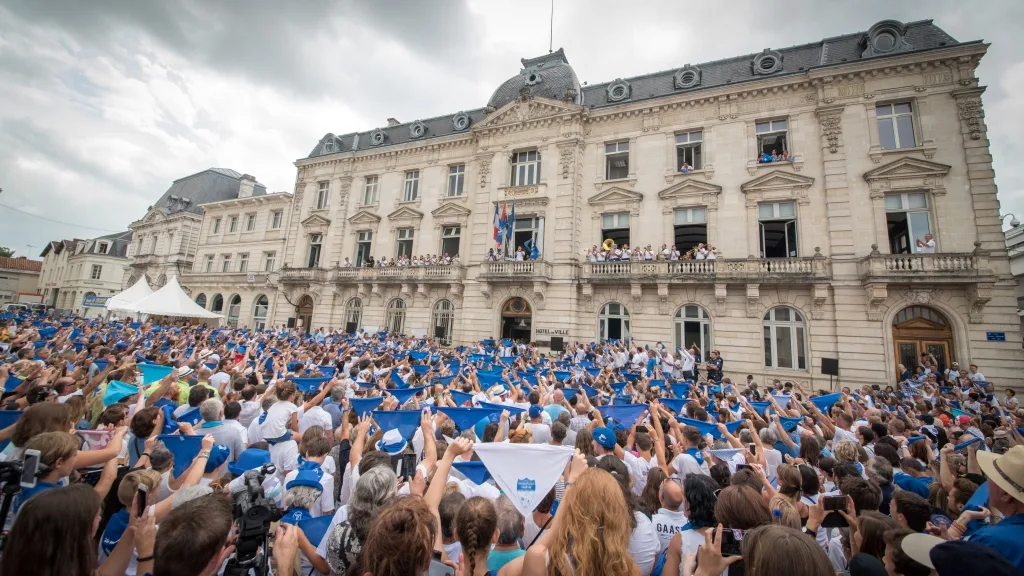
[977,445,1024,504]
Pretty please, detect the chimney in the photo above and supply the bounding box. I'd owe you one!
[386,118,401,127]
[238,174,256,198]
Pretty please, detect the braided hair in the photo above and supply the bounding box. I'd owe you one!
[454,497,497,576]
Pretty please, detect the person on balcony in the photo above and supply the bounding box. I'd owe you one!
[694,244,707,260]
[525,239,539,260]
[706,349,724,383]
[608,243,620,261]
[916,233,936,254]
[341,258,352,268]
[487,249,497,262]
[706,245,718,260]
[643,245,655,261]
[514,246,525,261]
[620,244,631,261]
[660,244,670,260]
[670,245,681,261]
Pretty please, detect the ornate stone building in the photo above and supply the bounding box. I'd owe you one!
[180,19,1022,389]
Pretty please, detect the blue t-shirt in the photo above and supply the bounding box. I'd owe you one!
[967,514,1024,571]
[11,480,59,514]
[100,509,130,558]
[486,549,526,573]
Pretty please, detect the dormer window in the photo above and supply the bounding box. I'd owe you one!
[97,242,109,255]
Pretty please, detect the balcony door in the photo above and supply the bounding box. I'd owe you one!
[892,306,953,379]
[500,297,532,343]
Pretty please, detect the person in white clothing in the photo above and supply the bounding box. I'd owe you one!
[651,478,688,552]
[915,233,936,253]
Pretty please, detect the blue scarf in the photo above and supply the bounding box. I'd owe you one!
[280,506,312,525]
[258,411,269,425]
[100,509,130,557]
[684,447,704,466]
[199,421,223,429]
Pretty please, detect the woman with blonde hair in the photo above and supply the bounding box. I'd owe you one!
[507,461,639,576]
[768,463,805,529]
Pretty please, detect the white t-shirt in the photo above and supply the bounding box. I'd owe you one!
[651,508,688,552]
[269,440,299,483]
[670,452,710,478]
[247,413,265,445]
[299,405,333,435]
[283,468,336,517]
[210,371,231,393]
[263,401,299,439]
[629,511,659,576]
[238,400,262,428]
[524,513,551,547]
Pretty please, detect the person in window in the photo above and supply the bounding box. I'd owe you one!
[515,246,525,261]
[596,247,606,262]
[609,243,621,261]
[487,249,496,262]
[670,245,681,261]
[771,149,782,162]
[643,245,655,261]
[525,238,539,260]
[660,244,670,260]
[342,258,351,268]
[783,149,794,163]
[680,161,692,174]
[443,253,452,265]
[706,245,718,260]
[760,150,774,164]
[916,233,936,254]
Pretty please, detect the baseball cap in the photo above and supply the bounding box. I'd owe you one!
[228,447,272,477]
[957,415,972,426]
[593,426,616,450]
[528,405,543,419]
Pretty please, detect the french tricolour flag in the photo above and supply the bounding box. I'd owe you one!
[493,203,501,246]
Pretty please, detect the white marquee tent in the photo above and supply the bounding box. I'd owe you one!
[105,277,154,313]
[129,276,223,319]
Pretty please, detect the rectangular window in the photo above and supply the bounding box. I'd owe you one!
[205,255,215,273]
[263,251,276,272]
[511,150,540,186]
[228,216,238,233]
[396,228,415,258]
[404,170,420,202]
[245,213,257,232]
[363,176,379,205]
[307,234,322,268]
[316,181,330,210]
[97,242,109,255]
[755,119,788,160]
[885,192,932,254]
[513,217,543,257]
[448,165,465,197]
[758,201,798,258]
[877,103,916,150]
[238,253,249,273]
[601,213,630,248]
[90,265,102,280]
[356,231,373,265]
[673,207,708,253]
[605,141,629,180]
[440,226,461,257]
[270,210,283,229]
[675,130,703,171]
[221,254,232,272]
[213,218,222,234]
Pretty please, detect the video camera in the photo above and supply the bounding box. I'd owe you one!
[224,463,282,576]
[0,449,41,553]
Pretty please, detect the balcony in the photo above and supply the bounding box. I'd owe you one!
[479,261,552,281]
[331,266,465,284]
[858,249,990,285]
[179,271,270,286]
[279,266,330,284]
[580,257,830,284]
[130,254,159,267]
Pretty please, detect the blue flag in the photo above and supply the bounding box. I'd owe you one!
[158,434,203,477]
[676,417,718,437]
[809,392,842,412]
[437,407,504,431]
[453,461,492,485]
[318,366,336,378]
[138,364,174,385]
[597,404,649,428]
[778,416,804,432]
[103,381,140,407]
[610,381,628,395]
[371,410,422,440]
[560,388,579,402]
[749,401,772,416]
[388,385,429,406]
[177,407,203,427]
[290,377,331,395]
[449,390,474,406]
[478,401,525,417]
[350,397,384,417]
[660,398,691,415]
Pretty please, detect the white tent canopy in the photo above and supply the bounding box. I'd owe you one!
[105,277,154,313]
[129,276,223,319]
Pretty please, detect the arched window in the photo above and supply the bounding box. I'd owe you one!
[431,299,455,346]
[763,306,807,370]
[252,295,269,331]
[227,295,242,327]
[195,293,207,309]
[344,298,363,332]
[211,294,224,314]
[674,305,712,354]
[385,299,407,334]
[598,302,630,342]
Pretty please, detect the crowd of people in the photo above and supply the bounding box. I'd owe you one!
[343,253,462,269]
[585,243,720,263]
[0,312,1022,576]
[757,149,795,164]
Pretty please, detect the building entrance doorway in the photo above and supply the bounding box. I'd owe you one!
[500,297,532,342]
[296,295,314,333]
[892,305,954,379]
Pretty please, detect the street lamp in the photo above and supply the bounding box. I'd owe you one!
[1001,214,1020,228]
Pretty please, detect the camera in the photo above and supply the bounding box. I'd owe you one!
[0,451,41,553]
[225,463,282,576]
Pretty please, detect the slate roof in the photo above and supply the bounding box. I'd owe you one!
[0,256,43,273]
[39,239,84,258]
[77,230,133,258]
[305,19,967,160]
[147,168,266,218]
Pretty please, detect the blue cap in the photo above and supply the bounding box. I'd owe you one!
[204,444,230,473]
[593,426,616,450]
[228,448,272,477]
[528,404,543,419]
[286,467,324,492]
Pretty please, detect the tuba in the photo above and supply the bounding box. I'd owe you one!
[602,238,615,251]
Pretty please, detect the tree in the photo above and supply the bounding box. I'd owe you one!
[0,247,13,257]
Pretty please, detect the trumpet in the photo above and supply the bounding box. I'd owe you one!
[602,238,615,251]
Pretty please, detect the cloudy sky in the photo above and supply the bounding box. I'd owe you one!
[2,0,1023,258]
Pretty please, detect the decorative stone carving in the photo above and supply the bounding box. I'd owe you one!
[862,20,912,58]
[581,283,593,307]
[369,128,387,146]
[966,283,993,324]
[812,284,829,320]
[715,284,727,304]
[908,289,933,305]
[657,283,670,315]
[745,284,760,318]
[533,281,547,310]
[674,65,701,90]
[409,121,426,139]
[607,79,631,102]
[957,98,984,140]
[630,283,643,309]
[559,146,574,179]
[452,112,471,131]
[477,154,493,189]
[820,114,842,153]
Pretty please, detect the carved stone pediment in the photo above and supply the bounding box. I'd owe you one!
[864,157,951,196]
[348,210,382,226]
[475,96,583,130]
[300,213,331,229]
[588,186,643,216]
[386,206,425,226]
[658,179,723,212]
[741,170,815,206]
[431,202,472,228]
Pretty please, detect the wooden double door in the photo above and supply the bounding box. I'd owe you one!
[893,314,953,378]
